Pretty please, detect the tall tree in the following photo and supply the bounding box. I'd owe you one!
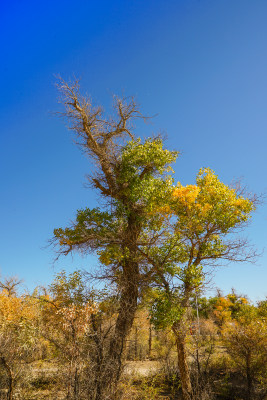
[53,79,178,399]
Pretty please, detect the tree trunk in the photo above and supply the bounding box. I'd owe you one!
[107,261,139,382]
[0,357,13,400]
[93,212,141,399]
[91,269,138,400]
[106,209,140,393]
[73,365,79,400]
[172,286,193,400]
[172,323,193,400]
[90,314,104,400]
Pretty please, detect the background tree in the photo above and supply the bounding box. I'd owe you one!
[39,271,99,400]
[222,304,267,400]
[211,290,248,326]
[126,307,152,361]
[147,168,256,400]
[0,276,23,297]
[0,287,38,400]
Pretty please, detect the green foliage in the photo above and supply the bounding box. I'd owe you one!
[53,137,179,266]
[149,290,184,330]
[54,208,116,252]
[120,137,178,177]
[195,168,254,230]
[49,270,86,306]
[137,376,162,400]
[116,138,178,224]
[257,298,267,318]
[178,264,203,287]
[222,307,267,389]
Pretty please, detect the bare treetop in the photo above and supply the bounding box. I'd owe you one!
[56,77,150,199]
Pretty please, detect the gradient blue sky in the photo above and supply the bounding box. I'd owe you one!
[0,0,266,301]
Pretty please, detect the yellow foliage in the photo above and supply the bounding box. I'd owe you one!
[169,168,255,236]
[213,297,232,324]
[173,184,200,206]
[0,290,38,327]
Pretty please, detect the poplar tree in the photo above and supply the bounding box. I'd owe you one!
[53,79,177,399]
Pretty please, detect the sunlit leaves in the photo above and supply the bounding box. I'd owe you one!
[118,138,177,212]
[120,137,178,176]
[49,270,87,306]
[54,208,119,254]
[164,168,256,261]
[40,271,99,348]
[222,307,267,387]
[54,137,178,264]
[0,290,37,327]
[149,289,184,329]
[171,168,254,236]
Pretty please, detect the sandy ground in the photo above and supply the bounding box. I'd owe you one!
[124,360,161,377]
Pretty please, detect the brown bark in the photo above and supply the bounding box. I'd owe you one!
[172,323,193,400]
[107,260,139,382]
[90,260,139,400]
[90,314,104,400]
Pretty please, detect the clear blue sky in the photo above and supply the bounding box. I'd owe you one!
[0,0,266,301]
